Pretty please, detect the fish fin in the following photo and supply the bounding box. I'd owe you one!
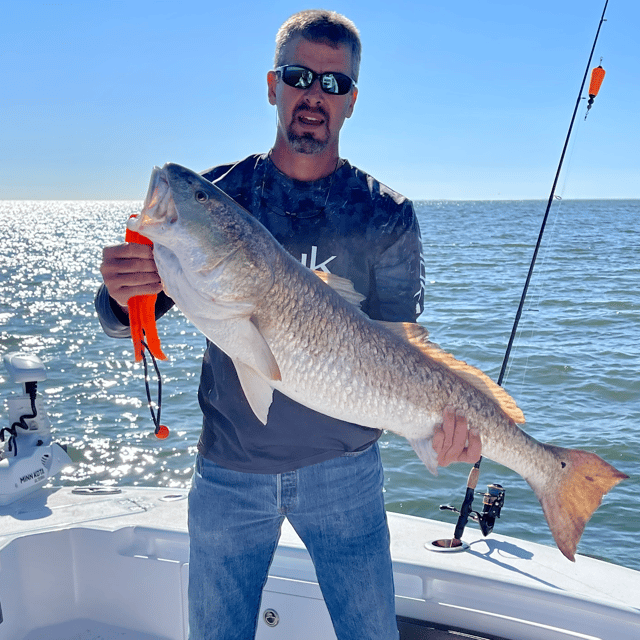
[198,316,281,383]
[234,360,275,425]
[313,271,366,308]
[530,446,628,561]
[381,322,525,424]
[243,318,281,381]
[408,437,439,476]
[378,320,429,340]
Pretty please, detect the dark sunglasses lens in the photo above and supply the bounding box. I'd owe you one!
[282,66,313,89]
[321,72,352,95]
[281,66,353,95]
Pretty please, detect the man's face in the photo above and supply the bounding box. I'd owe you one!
[268,37,358,156]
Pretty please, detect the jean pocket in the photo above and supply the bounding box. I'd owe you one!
[341,442,375,458]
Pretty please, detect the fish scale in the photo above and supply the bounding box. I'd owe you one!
[259,270,425,430]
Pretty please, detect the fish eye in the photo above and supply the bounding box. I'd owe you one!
[195,191,208,203]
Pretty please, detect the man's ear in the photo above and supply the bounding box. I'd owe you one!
[345,87,358,118]
[267,70,278,106]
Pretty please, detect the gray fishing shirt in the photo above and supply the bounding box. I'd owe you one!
[96,153,425,473]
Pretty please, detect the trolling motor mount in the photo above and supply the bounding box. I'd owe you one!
[0,352,72,506]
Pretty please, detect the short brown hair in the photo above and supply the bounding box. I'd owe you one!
[274,10,361,82]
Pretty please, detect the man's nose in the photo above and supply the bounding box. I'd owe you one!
[303,77,325,102]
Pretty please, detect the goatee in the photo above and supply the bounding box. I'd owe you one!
[287,131,328,155]
[287,104,329,154]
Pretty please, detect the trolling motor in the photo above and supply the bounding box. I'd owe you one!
[0,352,71,506]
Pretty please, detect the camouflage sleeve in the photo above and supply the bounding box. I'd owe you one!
[372,201,425,323]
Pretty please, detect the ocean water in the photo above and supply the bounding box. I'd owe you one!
[0,199,638,570]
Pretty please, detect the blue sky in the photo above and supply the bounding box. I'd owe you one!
[2,0,638,200]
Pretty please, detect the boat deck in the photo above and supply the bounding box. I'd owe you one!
[1,486,639,640]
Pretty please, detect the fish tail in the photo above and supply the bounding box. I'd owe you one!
[532,446,628,561]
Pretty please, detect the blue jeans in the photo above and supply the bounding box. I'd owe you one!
[187,443,398,640]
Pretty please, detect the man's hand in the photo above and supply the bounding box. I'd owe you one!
[100,243,163,309]
[432,406,481,467]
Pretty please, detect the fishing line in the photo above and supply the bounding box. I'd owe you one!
[497,34,608,387]
[506,75,586,397]
[508,199,563,397]
[448,0,610,544]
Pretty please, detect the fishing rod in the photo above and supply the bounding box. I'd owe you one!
[440,0,610,546]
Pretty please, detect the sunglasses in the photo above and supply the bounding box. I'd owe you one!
[275,65,356,96]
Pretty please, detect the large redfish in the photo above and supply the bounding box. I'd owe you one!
[129,163,627,560]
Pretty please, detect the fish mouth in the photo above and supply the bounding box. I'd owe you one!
[128,167,178,236]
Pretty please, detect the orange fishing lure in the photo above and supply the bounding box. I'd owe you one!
[125,215,169,439]
[125,217,166,362]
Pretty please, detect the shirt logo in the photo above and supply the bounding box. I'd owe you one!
[300,246,336,273]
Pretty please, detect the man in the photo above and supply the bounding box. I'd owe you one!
[97,10,481,640]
